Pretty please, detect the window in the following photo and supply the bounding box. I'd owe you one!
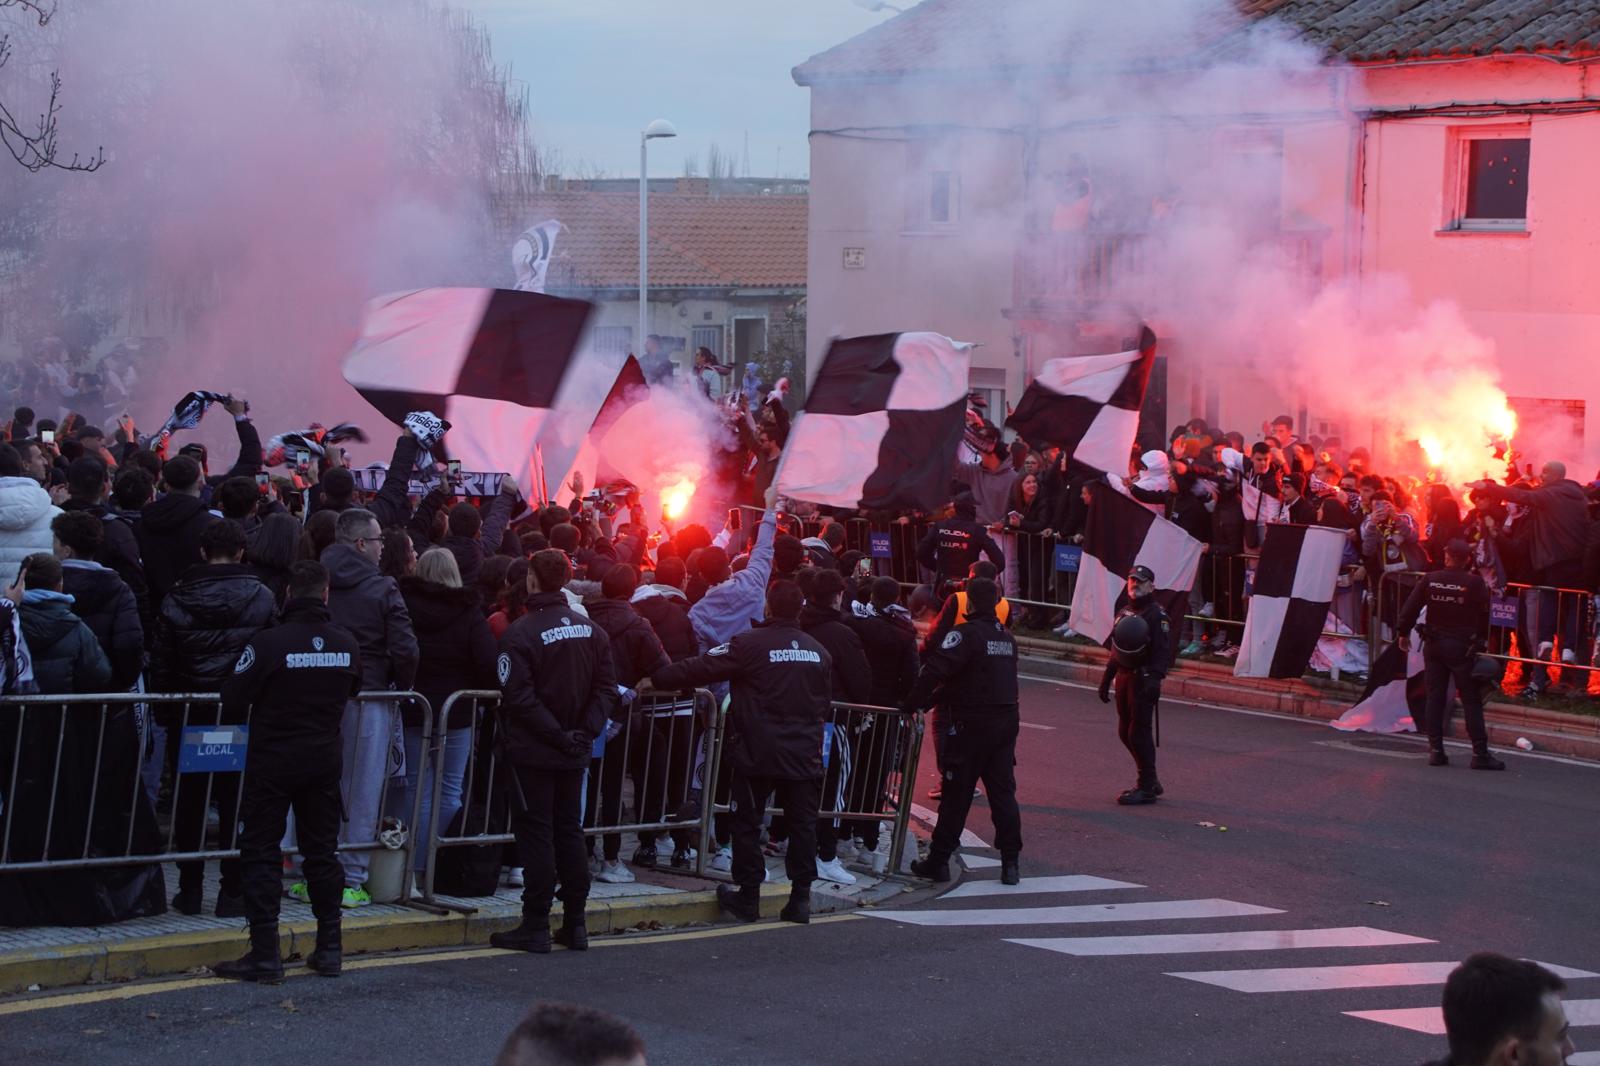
[930,171,958,224]
[1447,129,1530,232]
[591,325,632,354]
[690,325,722,358]
[904,140,961,231]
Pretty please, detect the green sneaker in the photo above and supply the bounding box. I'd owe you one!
[285,881,311,904]
[341,886,372,909]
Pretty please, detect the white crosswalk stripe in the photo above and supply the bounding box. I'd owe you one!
[900,851,1600,1052]
[1169,960,1598,994]
[1008,927,1434,957]
[867,897,1284,927]
[1347,998,1600,1036]
[944,875,1143,899]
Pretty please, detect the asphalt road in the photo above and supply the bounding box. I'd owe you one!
[6,675,1598,1066]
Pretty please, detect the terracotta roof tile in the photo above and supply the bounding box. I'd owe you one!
[792,0,1600,82]
[493,192,807,290]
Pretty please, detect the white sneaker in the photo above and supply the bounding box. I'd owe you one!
[1199,602,1215,618]
[597,859,636,884]
[835,839,860,863]
[1561,648,1576,664]
[502,866,524,888]
[710,846,733,872]
[1538,641,1555,660]
[1059,626,1077,639]
[816,856,858,885]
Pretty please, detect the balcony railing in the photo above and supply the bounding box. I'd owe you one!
[1011,228,1326,311]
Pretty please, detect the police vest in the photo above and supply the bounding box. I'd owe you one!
[955,591,1010,626]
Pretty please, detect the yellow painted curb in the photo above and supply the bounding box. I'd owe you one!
[0,882,807,994]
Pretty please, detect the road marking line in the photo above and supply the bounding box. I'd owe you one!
[961,853,1002,869]
[0,915,862,1016]
[909,802,988,848]
[1017,674,1600,769]
[1007,926,1434,956]
[864,898,1283,927]
[1170,961,1597,993]
[944,875,1142,899]
[1018,721,1056,731]
[1314,740,1421,760]
[1346,1000,1600,1036]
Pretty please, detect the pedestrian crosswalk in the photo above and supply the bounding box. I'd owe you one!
[866,852,1600,1046]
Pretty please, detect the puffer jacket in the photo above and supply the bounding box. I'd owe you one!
[58,497,153,644]
[151,563,277,696]
[846,602,920,709]
[398,576,496,729]
[584,596,669,688]
[1482,477,1591,576]
[136,492,213,608]
[0,476,59,586]
[631,584,697,662]
[19,590,112,695]
[61,559,144,689]
[323,543,418,691]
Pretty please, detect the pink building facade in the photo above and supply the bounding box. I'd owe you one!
[796,2,1600,461]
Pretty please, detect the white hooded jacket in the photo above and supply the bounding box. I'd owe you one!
[0,476,59,585]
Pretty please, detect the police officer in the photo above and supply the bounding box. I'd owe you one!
[647,579,833,926]
[1097,565,1170,806]
[213,560,363,983]
[915,492,1005,595]
[904,577,1022,886]
[1398,538,1502,770]
[492,549,620,954]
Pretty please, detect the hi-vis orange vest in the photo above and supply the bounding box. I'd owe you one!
[954,591,1010,626]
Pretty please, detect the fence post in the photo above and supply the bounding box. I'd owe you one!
[887,711,925,876]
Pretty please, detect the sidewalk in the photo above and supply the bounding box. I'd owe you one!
[0,844,915,995]
[1016,635,1600,762]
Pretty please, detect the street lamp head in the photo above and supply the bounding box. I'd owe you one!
[642,119,678,140]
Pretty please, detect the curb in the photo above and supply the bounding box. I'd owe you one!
[1017,644,1600,762]
[0,884,798,996]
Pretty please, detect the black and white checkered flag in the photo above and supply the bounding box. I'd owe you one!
[1234,524,1347,679]
[1069,482,1204,644]
[773,332,971,513]
[342,288,592,491]
[1006,326,1156,475]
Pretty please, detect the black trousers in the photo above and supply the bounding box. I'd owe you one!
[172,769,243,896]
[584,722,631,862]
[1113,669,1159,785]
[509,766,588,923]
[237,748,343,924]
[929,713,1022,862]
[729,772,818,891]
[1423,637,1487,746]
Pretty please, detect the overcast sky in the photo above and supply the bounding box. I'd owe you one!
[461,0,895,179]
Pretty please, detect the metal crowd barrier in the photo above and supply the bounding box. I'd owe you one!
[0,690,428,878]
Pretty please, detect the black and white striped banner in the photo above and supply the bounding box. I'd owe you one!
[773,332,971,513]
[1069,482,1204,645]
[1234,524,1346,679]
[1006,326,1155,476]
[342,287,593,493]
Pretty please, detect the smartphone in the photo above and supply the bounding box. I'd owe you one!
[255,472,270,494]
[728,507,741,532]
[40,430,54,444]
[295,448,310,473]
[447,459,462,481]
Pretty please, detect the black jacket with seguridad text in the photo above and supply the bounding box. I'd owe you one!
[221,598,363,756]
[496,591,620,771]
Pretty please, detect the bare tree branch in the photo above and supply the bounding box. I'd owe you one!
[0,0,104,172]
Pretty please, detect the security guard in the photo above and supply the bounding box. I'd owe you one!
[492,549,620,954]
[904,577,1022,885]
[648,579,833,926]
[213,560,363,983]
[915,493,1005,595]
[1097,565,1170,806]
[1398,538,1502,770]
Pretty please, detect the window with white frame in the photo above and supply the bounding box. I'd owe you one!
[1447,128,1531,231]
[591,325,632,354]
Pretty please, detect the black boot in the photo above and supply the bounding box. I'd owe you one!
[212,922,283,983]
[554,909,588,951]
[909,855,950,882]
[172,885,203,916]
[780,886,810,925]
[215,890,247,919]
[1470,743,1505,771]
[1000,856,1020,886]
[490,919,552,954]
[1117,785,1159,806]
[1428,743,1450,767]
[716,883,761,923]
[306,919,342,976]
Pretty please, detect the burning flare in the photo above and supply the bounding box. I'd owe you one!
[1411,371,1517,486]
[662,478,695,521]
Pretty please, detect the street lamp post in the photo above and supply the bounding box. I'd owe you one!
[639,119,677,373]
